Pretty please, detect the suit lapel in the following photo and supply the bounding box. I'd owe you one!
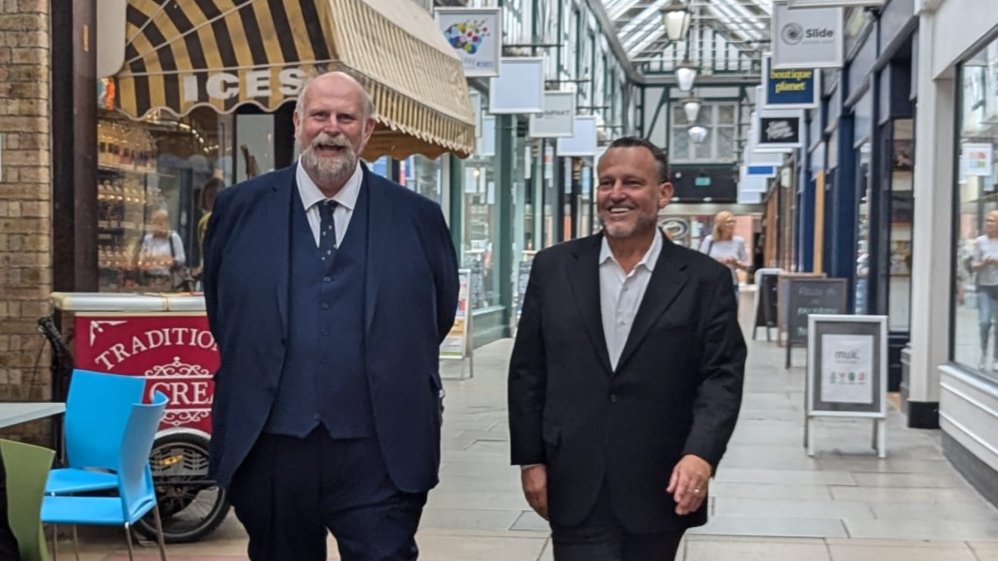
[363,165,391,334]
[567,235,613,376]
[266,167,296,336]
[614,233,689,373]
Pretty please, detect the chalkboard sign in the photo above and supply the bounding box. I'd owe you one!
[752,268,783,342]
[470,260,485,309]
[784,277,848,346]
[778,272,825,337]
[805,314,888,458]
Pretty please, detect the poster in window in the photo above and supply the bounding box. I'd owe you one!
[964,143,994,177]
[820,334,875,404]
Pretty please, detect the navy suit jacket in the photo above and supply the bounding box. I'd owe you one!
[203,163,459,493]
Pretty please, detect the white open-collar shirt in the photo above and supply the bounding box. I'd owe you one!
[598,231,664,370]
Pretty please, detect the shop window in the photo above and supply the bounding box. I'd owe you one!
[462,156,500,311]
[97,107,236,294]
[953,39,998,380]
[404,155,443,204]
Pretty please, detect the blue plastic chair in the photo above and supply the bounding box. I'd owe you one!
[42,392,169,561]
[45,369,147,495]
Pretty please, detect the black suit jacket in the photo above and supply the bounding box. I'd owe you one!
[203,164,459,492]
[508,232,746,534]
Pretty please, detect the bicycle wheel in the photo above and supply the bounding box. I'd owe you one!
[133,432,231,544]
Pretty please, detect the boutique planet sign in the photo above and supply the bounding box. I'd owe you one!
[762,55,819,109]
[435,8,502,78]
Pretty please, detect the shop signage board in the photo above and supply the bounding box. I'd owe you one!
[779,275,848,368]
[772,1,844,69]
[440,268,475,379]
[964,142,994,177]
[489,58,544,114]
[752,268,784,342]
[435,8,502,78]
[73,313,218,435]
[756,109,805,150]
[805,314,888,458]
[529,92,576,138]
[556,116,598,157]
[762,55,819,109]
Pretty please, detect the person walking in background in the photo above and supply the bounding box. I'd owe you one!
[972,210,998,371]
[698,210,749,303]
[202,71,459,561]
[508,137,746,561]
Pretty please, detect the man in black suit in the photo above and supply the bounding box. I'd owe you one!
[508,137,746,560]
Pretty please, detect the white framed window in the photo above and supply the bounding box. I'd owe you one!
[669,102,738,163]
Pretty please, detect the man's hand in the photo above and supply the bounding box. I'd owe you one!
[521,465,549,520]
[667,455,712,515]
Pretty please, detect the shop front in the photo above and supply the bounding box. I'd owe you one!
[907,0,998,509]
[89,0,475,295]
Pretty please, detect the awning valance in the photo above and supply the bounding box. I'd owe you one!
[114,0,475,159]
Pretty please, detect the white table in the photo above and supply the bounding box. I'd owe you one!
[0,402,66,429]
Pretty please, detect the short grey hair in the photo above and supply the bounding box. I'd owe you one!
[295,71,376,122]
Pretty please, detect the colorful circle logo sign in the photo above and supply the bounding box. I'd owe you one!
[444,20,490,55]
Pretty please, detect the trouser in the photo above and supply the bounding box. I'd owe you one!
[550,483,685,561]
[979,285,998,358]
[0,445,22,561]
[229,428,427,561]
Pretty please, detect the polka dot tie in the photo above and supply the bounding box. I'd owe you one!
[318,199,338,263]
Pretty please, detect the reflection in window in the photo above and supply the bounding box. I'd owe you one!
[97,108,235,293]
[463,158,499,311]
[953,42,998,380]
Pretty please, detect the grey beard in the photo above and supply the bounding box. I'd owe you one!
[301,144,356,187]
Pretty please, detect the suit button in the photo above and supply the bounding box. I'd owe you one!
[313,413,321,421]
[320,357,327,365]
[321,302,330,309]
[324,276,332,283]
[609,394,618,403]
[321,329,330,336]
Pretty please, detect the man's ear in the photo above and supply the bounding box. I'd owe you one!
[659,182,674,209]
[363,117,376,145]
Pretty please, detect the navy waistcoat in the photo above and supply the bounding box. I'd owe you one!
[264,179,375,439]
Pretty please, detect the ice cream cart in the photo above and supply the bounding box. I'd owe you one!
[49,291,229,543]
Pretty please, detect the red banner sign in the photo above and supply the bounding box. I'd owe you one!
[73,314,218,434]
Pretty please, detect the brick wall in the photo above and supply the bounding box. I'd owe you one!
[0,1,53,439]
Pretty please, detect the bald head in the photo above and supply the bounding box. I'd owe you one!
[296,71,375,122]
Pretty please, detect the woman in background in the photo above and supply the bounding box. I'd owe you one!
[699,210,750,303]
[972,210,998,371]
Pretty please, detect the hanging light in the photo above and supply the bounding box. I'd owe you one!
[676,59,699,92]
[688,125,708,144]
[683,95,702,122]
[660,0,692,42]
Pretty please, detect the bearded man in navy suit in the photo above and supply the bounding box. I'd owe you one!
[203,71,459,561]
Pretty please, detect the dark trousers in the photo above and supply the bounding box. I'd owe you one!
[229,428,427,561]
[0,445,22,561]
[551,483,684,561]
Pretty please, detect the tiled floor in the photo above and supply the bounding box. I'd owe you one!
[70,290,998,560]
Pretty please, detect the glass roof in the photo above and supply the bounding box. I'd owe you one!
[605,0,772,67]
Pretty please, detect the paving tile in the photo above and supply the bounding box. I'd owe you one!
[415,534,548,561]
[970,543,998,560]
[510,510,551,532]
[842,519,998,541]
[850,472,971,489]
[816,458,957,475]
[869,501,998,522]
[827,543,978,561]
[709,482,833,500]
[829,486,983,503]
[685,539,831,561]
[419,508,522,532]
[689,515,848,538]
[713,467,857,486]
[714,497,874,520]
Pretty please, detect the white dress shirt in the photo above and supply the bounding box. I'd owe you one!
[599,231,663,370]
[296,159,363,247]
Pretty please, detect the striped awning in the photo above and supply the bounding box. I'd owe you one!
[114,0,475,159]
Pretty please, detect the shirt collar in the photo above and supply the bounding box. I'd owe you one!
[296,158,363,212]
[599,229,664,272]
